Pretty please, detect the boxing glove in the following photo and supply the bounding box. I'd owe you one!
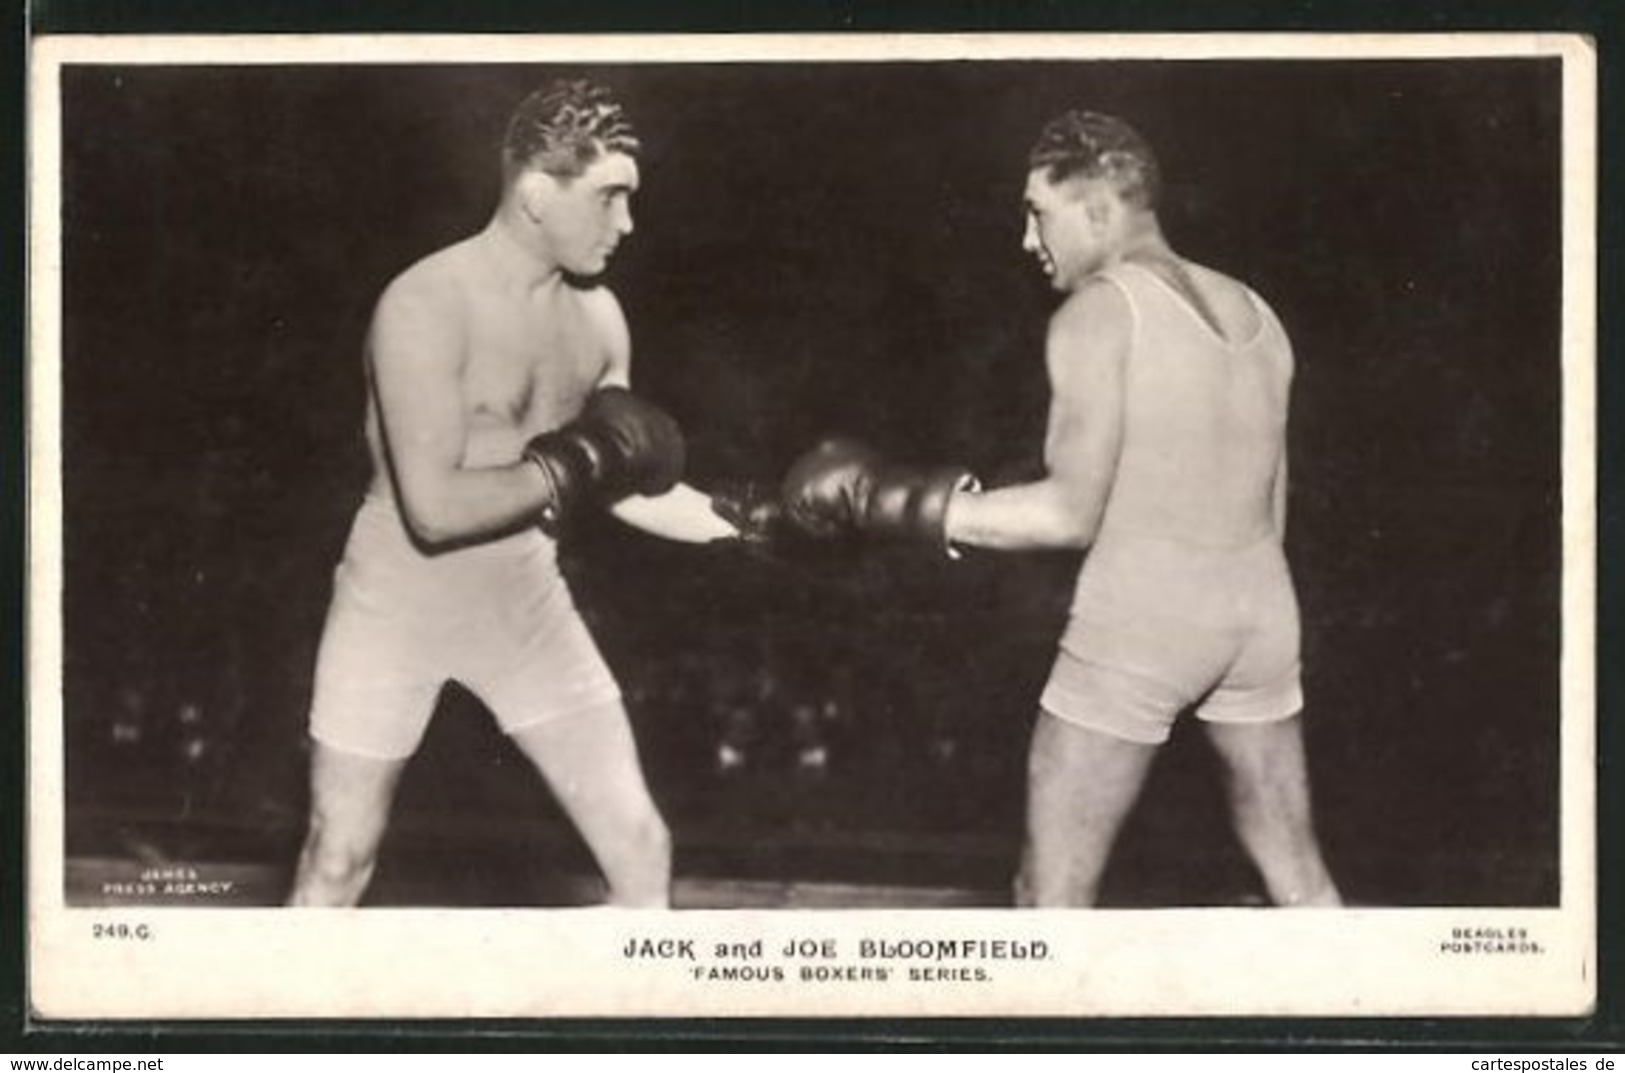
[523,386,686,530]
[710,481,791,549]
[780,437,974,553]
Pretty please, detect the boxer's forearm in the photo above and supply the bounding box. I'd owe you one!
[397,462,556,547]
[612,483,736,543]
[944,479,1100,552]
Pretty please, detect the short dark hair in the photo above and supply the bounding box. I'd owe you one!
[503,79,640,182]
[1028,111,1161,211]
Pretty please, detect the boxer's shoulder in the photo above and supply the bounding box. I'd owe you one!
[376,247,470,322]
[1048,275,1134,358]
[567,280,625,327]
[564,282,630,364]
[366,253,472,375]
[1061,271,1133,322]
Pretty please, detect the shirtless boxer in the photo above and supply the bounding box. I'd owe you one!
[287,80,734,908]
[774,111,1341,908]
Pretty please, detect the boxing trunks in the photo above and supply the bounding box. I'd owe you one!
[1042,531,1303,744]
[308,491,620,759]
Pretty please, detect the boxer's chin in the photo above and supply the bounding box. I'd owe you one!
[1035,255,1061,288]
[564,257,609,285]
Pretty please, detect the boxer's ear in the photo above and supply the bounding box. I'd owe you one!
[516,169,563,224]
[1080,183,1117,234]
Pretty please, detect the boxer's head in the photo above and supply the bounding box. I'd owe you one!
[1028,111,1161,210]
[503,80,641,276]
[503,79,641,182]
[1022,111,1161,291]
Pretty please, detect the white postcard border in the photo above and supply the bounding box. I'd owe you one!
[26,31,1598,1021]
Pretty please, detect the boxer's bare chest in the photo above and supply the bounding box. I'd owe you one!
[461,285,610,441]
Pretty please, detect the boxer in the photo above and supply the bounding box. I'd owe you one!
[771,111,1342,908]
[288,80,736,908]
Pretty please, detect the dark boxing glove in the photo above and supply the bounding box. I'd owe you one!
[780,437,975,554]
[523,386,686,531]
[710,481,792,550]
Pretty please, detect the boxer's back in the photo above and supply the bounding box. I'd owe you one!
[1096,259,1292,549]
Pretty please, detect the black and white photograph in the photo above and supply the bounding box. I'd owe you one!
[25,33,1596,1019]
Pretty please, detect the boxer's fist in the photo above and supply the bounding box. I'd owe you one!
[778,438,884,538]
[780,437,974,553]
[710,481,790,548]
[524,387,687,530]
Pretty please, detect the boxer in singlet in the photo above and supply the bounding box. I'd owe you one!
[1039,257,1302,746]
[775,111,1341,908]
[989,113,1341,908]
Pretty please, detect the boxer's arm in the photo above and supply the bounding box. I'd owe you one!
[945,280,1129,552]
[611,485,736,543]
[1272,335,1294,541]
[585,287,734,543]
[369,274,553,546]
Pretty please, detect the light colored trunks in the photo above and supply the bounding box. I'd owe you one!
[309,493,620,760]
[1041,533,1303,745]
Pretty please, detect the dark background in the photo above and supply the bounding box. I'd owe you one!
[57,58,1563,907]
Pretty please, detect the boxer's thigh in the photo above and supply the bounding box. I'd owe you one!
[308,569,446,760]
[459,579,622,734]
[304,737,410,848]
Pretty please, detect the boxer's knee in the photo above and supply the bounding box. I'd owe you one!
[288,743,404,905]
[308,827,376,887]
[290,812,386,905]
[1026,709,1075,788]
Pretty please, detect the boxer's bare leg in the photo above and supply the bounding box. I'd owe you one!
[510,701,671,907]
[1205,716,1341,907]
[288,742,408,906]
[1017,710,1159,907]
